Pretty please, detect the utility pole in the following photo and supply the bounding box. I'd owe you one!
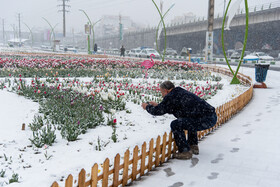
[119,14,123,41]
[18,13,21,44]
[2,19,5,44]
[205,0,215,63]
[58,0,70,37]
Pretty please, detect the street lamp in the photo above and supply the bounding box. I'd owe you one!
[42,17,59,52]
[79,9,101,52]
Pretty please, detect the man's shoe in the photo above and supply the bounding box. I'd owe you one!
[190,145,199,155]
[173,150,193,160]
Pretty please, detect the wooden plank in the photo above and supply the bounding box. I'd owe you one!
[91,164,98,187]
[155,136,161,166]
[132,146,139,180]
[161,133,167,163]
[65,174,73,187]
[122,149,129,186]
[140,142,147,176]
[51,182,59,187]
[102,158,109,187]
[148,138,154,171]
[78,169,86,187]
[112,154,120,187]
[167,132,172,159]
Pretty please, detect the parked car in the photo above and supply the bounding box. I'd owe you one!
[230,52,240,59]
[254,52,274,60]
[230,51,251,59]
[138,48,160,58]
[162,48,177,56]
[128,48,141,57]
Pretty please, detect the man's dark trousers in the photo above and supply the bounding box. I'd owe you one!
[170,113,217,152]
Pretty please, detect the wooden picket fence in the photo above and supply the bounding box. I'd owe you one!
[51,65,253,187]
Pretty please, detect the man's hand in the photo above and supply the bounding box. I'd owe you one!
[141,103,148,110]
[149,101,158,106]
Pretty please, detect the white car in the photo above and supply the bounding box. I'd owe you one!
[138,48,160,58]
[128,48,141,57]
[254,52,274,60]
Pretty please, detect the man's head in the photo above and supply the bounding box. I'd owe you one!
[160,81,175,97]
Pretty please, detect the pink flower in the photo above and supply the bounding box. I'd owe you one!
[38,90,41,94]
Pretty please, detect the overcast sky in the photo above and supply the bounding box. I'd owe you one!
[0,0,277,33]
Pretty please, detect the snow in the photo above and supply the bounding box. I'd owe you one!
[0,65,248,186]
[1,64,279,187]
[131,65,280,187]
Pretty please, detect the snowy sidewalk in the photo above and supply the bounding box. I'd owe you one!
[131,66,280,187]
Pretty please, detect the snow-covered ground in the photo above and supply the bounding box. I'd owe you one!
[131,65,280,187]
[0,67,249,186]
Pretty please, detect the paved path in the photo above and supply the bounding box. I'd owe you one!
[131,67,280,187]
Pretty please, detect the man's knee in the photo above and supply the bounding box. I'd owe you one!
[170,120,179,131]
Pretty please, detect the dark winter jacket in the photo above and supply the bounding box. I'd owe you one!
[146,87,216,118]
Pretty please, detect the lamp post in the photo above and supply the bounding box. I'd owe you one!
[23,23,33,48]
[42,17,58,52]
[79,9,101,52]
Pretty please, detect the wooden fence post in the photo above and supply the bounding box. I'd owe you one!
[78,169,86,187]
[140,142,147,176]
[102,158,109,187]
[113,154,120,187]
[148,139,154,171]
[155,136,161,167]
[167,132,172,159]
[132,146,139,180]
[122,149,130,186]
[65,174,73,187]
[91,164,98,187]
[51,182,59,187]
[161,133,167,163]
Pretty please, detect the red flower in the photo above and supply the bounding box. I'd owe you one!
[19,74,22,77]
[34,90,37,93]
[44,91,47,94]
[113,119,117,123]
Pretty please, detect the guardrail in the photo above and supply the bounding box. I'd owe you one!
[50,64,253,187]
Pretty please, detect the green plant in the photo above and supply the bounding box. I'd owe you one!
[9,173,19,184]
[44,151,53,160]
[96,136,102,151]
[29,124,56,148]
[60,120,81,141]
[111,127,118,143]
[29,115,44,131]
[0,169,5,177]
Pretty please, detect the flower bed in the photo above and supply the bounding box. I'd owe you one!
[0,54,228,186]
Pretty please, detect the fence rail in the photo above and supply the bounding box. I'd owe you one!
[51,65,253,187]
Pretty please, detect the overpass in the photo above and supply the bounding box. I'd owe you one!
[96,3,280,55]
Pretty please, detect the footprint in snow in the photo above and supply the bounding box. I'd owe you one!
[163,167,175,177]
[207,172,219,180]
[230,148,239,153]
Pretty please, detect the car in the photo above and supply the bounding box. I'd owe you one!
[230,51,251,59]
[254,52,274,60]
[230,52,240,59]
[138,48,160,58]
[128,48,141,57]
[162,48,177,56]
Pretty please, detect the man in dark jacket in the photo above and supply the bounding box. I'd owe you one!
[142,81,217,159]
[120,45,125,57]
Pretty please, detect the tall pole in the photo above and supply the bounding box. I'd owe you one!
[58,0,70,37]
[205,0,215,63]
[63,0,66,37]
[2,19,5,44]
[18,13,21,45]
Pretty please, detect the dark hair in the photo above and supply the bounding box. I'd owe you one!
[160,81,175,90]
